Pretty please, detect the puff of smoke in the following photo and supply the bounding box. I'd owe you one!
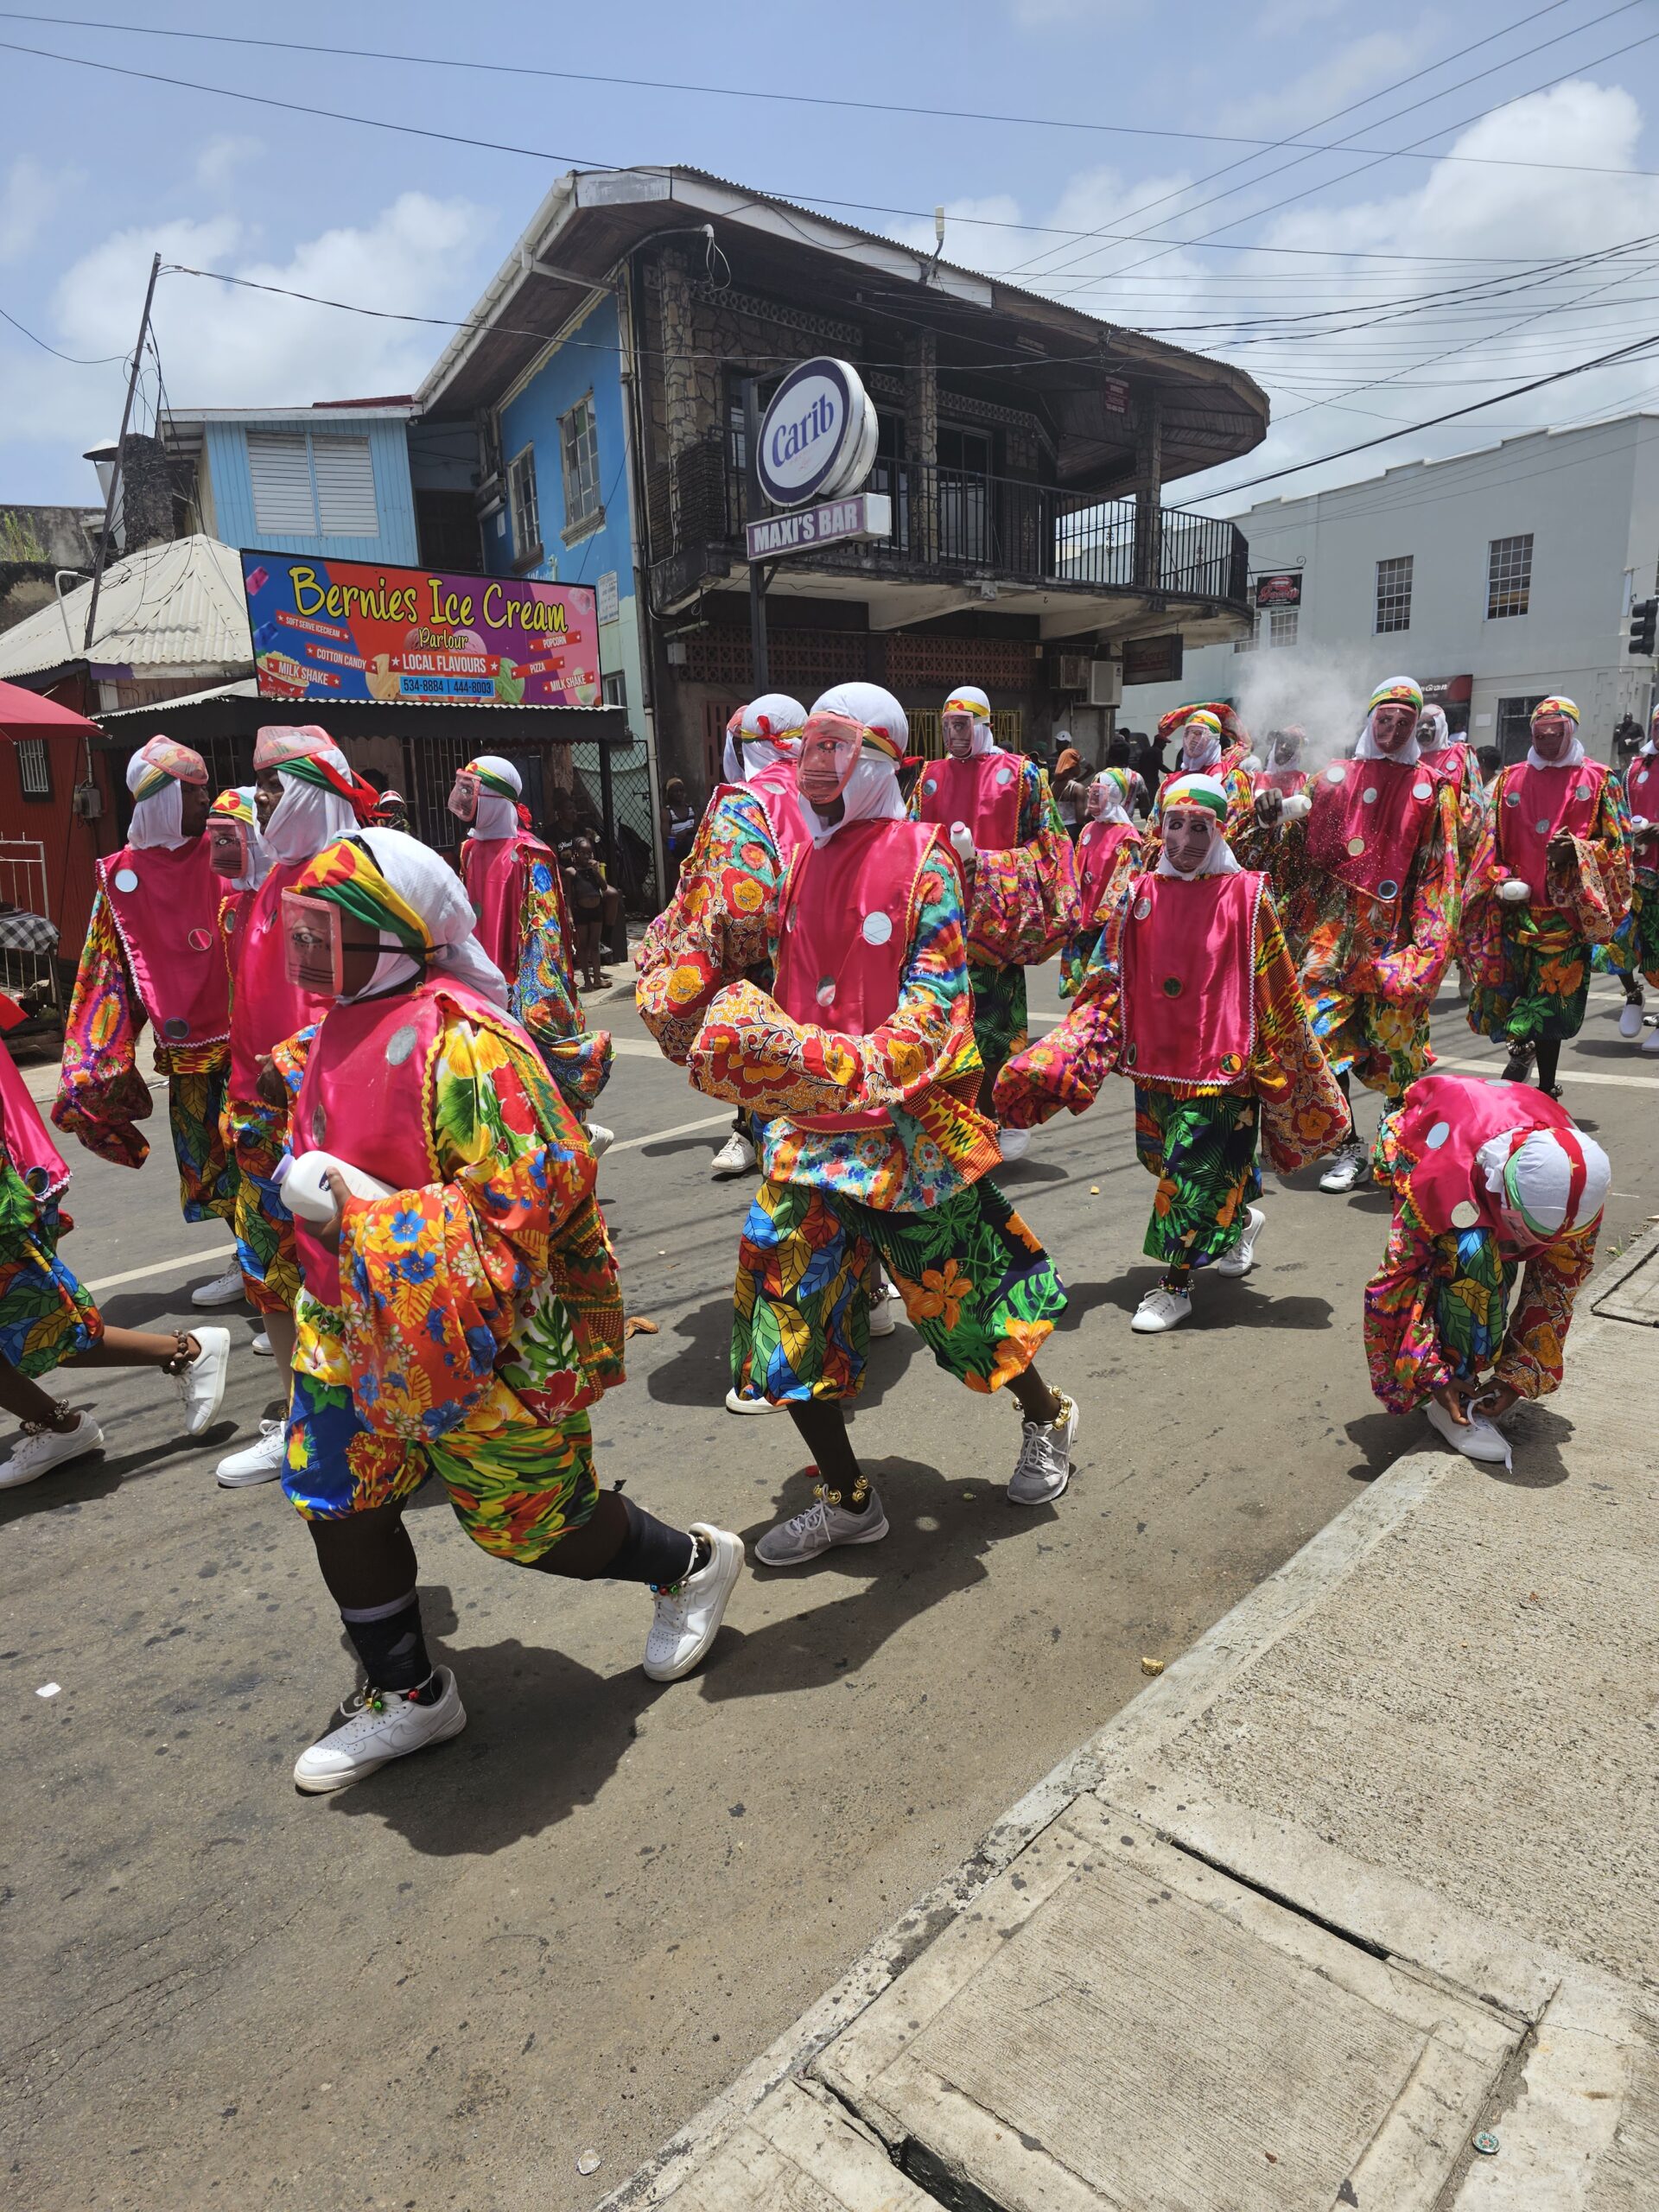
[1233,649,1412,773]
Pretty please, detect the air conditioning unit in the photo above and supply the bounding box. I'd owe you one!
[1052,652,1090,691]
[1088,660,1122,708]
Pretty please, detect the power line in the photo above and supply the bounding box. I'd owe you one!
[0,301,126,365]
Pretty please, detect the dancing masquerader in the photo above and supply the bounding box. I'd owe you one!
[1364,1072,1609,1466]
[448,754,613,1141]
[997,772,1345,1334]
[1462,696,1630,1095]
[908,683,1077,1160]
[1,1002,230,1490]
[54,736,241,1307]
[1250,677,1461,1195]
[684,683,1078,1561]
[1060,769,1142,996]
[271,829,742,1792]
[1602,703,1659,1046]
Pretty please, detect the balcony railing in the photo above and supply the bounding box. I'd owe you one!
[648,435,1249,608]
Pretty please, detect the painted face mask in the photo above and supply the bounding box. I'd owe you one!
[448,772,480,823]
[280,888,345,997]
[942,712,977,760]
[207,818,249,880]
[798,712,868,807]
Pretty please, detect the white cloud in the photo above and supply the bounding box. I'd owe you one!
[0,155,70,264]
[193,136,262,198]
[1006,0,1137,24]
[1229,32,1418,137]
[1256,0,1353,37]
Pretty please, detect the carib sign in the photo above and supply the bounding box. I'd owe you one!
[754,357,880,509]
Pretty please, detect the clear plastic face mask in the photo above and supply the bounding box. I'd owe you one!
[280,889,345,996]
[207,819,248,878]
[448,772,481,823]
[798,714,868,807]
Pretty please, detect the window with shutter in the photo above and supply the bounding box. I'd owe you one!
[248,433,318,534]
[314,437,378,537]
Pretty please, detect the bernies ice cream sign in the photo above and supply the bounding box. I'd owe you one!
[754,357,878,508]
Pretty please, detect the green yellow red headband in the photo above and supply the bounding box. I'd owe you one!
[1367,677,1423,714]
[295,836,429,954]
[1532,696,1580,726]
[1161,772,1229,821]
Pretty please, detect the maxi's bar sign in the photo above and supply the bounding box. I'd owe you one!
[745,492,893,561]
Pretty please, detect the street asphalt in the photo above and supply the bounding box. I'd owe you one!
[4,963,1656,2212]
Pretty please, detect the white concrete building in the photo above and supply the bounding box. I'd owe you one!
[1124,412,1659,764]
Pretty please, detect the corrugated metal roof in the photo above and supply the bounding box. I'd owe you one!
[0,534,251,681]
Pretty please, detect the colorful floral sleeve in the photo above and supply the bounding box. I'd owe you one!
[51,887,154,1169]
[1556,779,1632,945]
[994,887,1128,1128]
[1493,1227,1599,1401]
[687,855,980,1120]
[513,855,613,1109]
[332,1005,623,1441]
[1363,1206,1461,1412]
[637,791,783,1064]
[1366,782,1461,1008]
[1251,892,1350,1172]
[955,762,1079,969]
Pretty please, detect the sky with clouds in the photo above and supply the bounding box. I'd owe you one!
[4,0,1659,516]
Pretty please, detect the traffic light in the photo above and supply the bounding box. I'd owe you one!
[1630,598,1657,656]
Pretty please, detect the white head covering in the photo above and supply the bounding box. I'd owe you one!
[1178,713,1224,772]
[943,683,997,758]
[1356,677,1423,766]
[466,753,524,842]
[324,827,511,1007]
[1086,769,1133,828]
[213,786,271,893]
[264,742,364,865]
[125,736,207,851]
[721,693,808,785]
[805,682,908,848]
[1155,772,1242,878]
[1526,701,1586,772]
[1476,1122,1610,1243]
[1417,704,1450,753]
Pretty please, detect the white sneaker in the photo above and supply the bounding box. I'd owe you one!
[292,1669,467,1794]
[1619,996,1645,1039]
[175,1326,230,1437]
[1319,1141,1369,1194]
[725,1384,785,1415]
[191,1265,246,1308]
[1424,1398,1512,1468]
[1007,1390,1077,1505]
[754,1482,889,1567]
[0,1410,105,1491]
[251,1330,273,1357]
[1644,1028,1659,1054]
[215,1418,287,1488]
[1132,1286,1192,1333]
[642,1522,744,1681]
[586,1121,614,1158]
[998,1125,1032,1161]
[710,1130,756,1179]
[1214,1205,1266,1278]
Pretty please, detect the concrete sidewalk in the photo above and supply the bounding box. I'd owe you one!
[601,1230,1659,2212]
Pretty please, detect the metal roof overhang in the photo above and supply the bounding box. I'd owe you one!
[729,562,1249,648]
[417,168,1268,495]
[92,687,632,750]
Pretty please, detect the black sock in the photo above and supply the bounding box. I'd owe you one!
[606,1497,699,1588]
[339,1592,432,1693]
[1535,1038,1561,1090]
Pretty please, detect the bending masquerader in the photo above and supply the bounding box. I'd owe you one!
[1250,676,1460,1195]
[53,736,240,1304]
[1060,769,1142,997]
[1365,1072,1608,1466]
[270,829,742,1794]
[685,682,1078,1564]
[1462,696,1630,1096]
[0,1005,230,1491]
[997,772,1344,1335]
[448,753,613,1130]
[908,683,1077,1158]
[635,693,808,1181]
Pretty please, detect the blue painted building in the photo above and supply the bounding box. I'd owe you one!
[173,403,423,566]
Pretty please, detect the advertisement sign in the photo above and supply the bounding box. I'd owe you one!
[242,551,601,708]
[1253,572,1302,609]
[753,357,878,509]
[1121,632,1185,686]
[745,492,893,560]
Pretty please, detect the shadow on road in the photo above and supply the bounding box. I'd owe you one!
[1057,1271,1333,1332]
[645,1290,925,1412]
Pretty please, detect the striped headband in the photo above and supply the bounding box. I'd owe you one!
[462,758,522,800]
[129,734,207,800]
[1532,696,1580,726]
[208,786,255,826]
[1368,677,1423,713]
[943,696,991,720]
[295,835,429,954]
[1161,772,1229,821]
[1498,1125,1592,1241]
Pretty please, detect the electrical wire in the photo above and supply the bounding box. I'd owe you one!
[0,301,126,365]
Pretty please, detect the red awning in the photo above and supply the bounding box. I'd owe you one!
[0,679,101,739]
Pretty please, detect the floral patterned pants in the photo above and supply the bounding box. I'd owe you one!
[1134,1089,1262,1273]
[731,1175,1065,1406]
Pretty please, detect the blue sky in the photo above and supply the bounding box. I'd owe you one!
[5,0,1659,514]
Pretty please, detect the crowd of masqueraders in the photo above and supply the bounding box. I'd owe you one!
[0,671,1649,1789]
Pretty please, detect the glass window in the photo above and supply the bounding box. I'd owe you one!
[601,671,626,708]
[1268,607,1298,648]
[1486,533,1533,620]
[561,396,602,533]
[508,445,541,563]
[1375,554,1413,634]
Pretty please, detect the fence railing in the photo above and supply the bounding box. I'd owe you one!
[652,435,1249,607]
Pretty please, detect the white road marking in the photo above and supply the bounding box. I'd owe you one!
[605,1111,734,1154]
[1437,1056,1659,1090]
[85,1245,237,1295]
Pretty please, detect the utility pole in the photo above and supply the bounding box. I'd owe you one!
[741,375,770,690]
[83,251,162,654]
